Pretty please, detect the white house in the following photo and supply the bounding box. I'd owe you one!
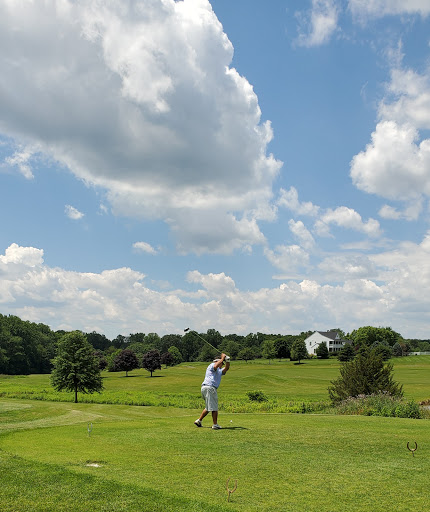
[305,330,350,356]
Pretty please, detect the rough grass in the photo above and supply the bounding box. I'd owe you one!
[1,356,429,412]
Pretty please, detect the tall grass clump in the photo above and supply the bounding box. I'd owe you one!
[334,392,422,418]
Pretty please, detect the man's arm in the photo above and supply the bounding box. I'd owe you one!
[213,353,226,370]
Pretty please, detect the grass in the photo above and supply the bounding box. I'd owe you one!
[0,400,429,511]
[1,356,430,510]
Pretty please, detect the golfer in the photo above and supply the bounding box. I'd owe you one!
[194,353,230,429]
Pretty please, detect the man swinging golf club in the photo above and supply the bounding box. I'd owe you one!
[194,353,230,429]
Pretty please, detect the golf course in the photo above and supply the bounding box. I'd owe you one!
[1,357,429,511]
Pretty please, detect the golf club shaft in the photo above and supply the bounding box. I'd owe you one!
[184,328,219,354]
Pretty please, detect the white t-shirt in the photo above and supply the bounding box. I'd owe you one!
[202,363,223,388]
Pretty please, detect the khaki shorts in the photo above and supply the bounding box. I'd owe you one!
[201,385,218,411]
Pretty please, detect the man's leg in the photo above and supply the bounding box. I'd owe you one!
[199,409,209,421]
[212,410,218,424]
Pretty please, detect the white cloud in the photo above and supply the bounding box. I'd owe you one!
[379,199,423,220]
[278,187,320,216]
[379,68,430,130]
[288,219,315,250]
[133,241,157,255]
[349,0,430,20]
[0,0,281,255]
[350,121,430,200]
[295,0,340,47]
[0,243,44,267]
[65,205,85,220]
[314,206,382,237]
[2,240,430,338]
[264,244,310,274]
[4,145,37,179]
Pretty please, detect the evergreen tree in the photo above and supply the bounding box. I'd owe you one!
[315,341,329,359]
[338,343,355,362]
[328,347,403,403]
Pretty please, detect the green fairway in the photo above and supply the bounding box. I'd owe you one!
[1,356,429,510]
[1,356,429,405]
[0,399,429,511]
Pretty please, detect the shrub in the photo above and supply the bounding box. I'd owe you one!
[328,347,403,403]
[247,390,268,402]
[334,392,422,419]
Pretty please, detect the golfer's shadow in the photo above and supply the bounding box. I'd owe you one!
[203,426,248,430]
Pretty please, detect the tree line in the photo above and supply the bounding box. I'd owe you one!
[1,313,429,375]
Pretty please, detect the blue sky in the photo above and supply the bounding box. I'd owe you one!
[1,0,430,339]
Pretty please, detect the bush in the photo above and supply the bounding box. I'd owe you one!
[328,347,403,403]
[247,390,268,402]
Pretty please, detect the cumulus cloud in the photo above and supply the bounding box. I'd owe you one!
[295,0,340,47]
[264,244,310,274]
[133,241,158,255]
[277,187,320,217]
[0,243,44,267]
[351,64,430,205]
[288,219,315,250]
[314,206,382,237]
[379,199,423,221]
[2,241,430,338]
[65,205,85,220]
[350,121,430,200]
[0,0,281,255]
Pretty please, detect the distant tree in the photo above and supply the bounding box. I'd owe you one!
[290,339,308,364]
[198,344,216,362]
[315,342,329,359]
[142,349,162,377]
[274,338,290,360]
[219,339,240,360]
[262,339,276,364]
[51,331,103,403]
[328,347,403,403]
[167,345,183,365]
[392,342,403,357]
[86,331,111,351]
[349,326,402,349]
[372,343,392,361]
[338,343,355,362]
[112,334,127,348]
[238,347,255,363]
[145,333,161,351]
[93,350,108,370]
[181,331,201,362]
[113,349,139,376]
[161,351,174,368]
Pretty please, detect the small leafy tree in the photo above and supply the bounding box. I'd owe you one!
[113,349,139,376]
[315,342,329,359]
[142,349,162,377]
[51,331,103,403]
[290,339,307,364]
[167,345,182,365]
[262,339,277,364]
[328,347,403,403]
[238,347,255,363]
[161,351,174,368]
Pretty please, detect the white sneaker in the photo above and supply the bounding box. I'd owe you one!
[194,419,202,427]
[212,424,222,430]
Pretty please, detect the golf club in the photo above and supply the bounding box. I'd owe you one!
[184,328,229,359]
